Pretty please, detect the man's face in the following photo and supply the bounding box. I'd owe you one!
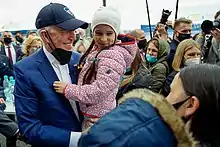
[175,23,192,37]
[45,26,75,51]
[3,32,13,45]
[3,32,13,39]
[15,33,23,38]
[136,30,146,41]
[166,73,189,117]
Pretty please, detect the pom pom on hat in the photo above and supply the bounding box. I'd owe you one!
[91,6,121,36]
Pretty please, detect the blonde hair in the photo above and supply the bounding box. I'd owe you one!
[121,49,142,87]
[23,36,42,56]
[172,39,200,71]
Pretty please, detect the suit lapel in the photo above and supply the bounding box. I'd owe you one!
[36,49,59,87]
[36,49,83,123]
[68,61,79,84]
[68,61,84,122]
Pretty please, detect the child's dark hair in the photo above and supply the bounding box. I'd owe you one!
[79,40,114,85]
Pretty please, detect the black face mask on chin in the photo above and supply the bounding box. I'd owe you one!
[46,31,72,65]
[51,48,72,65]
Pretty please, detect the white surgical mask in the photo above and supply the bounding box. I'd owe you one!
[184,58,200,66]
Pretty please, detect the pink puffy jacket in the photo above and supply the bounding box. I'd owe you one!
[65,35,137,117]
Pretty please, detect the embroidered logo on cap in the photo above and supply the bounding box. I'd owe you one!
[64,7,74,16]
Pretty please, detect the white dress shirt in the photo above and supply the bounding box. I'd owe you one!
[43,48,81,147]
[5,44,16,64]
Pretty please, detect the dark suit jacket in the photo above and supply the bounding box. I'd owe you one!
[0,54,13,70]
[0,43,23,62]
[0,55,17,138]
[0,55,13,86]
[14,49,82,147]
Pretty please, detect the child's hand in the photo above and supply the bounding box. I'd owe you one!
[53,81,68,94]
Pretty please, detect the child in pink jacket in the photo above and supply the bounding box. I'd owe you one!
[53,6,138,129]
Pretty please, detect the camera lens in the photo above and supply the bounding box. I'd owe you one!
[201,20,213,34]
[213,19,220,29]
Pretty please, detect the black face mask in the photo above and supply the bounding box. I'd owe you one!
[138,39,147,49]
[4,37,12,44]
[177,33,191,42]
[51,48,72,65]
[46,31,72,65]
[15,36,24,44]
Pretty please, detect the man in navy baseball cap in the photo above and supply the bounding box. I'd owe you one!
[36,3,88,30]
[14,3,86,147]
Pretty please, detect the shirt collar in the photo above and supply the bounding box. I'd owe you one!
[5,44,13,48]
[43,47,59,65]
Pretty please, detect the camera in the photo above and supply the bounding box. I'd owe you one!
[160,9,172,25]
[201,19,220,34]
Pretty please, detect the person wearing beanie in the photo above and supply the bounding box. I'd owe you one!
[53,6,138,130]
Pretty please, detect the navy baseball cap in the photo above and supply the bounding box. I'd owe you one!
[35,3,88,30]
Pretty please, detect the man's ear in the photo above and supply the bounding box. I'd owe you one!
[174,30,179,36]
[184,96,200,117]
[40,30,50,44]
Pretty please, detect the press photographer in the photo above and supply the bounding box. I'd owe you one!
[153,9,172,40]
[196,10,220,65]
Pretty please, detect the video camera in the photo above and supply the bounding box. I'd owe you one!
[160,9,172,25]
[201,19,220,34]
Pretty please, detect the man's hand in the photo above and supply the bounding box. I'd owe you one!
[156,23,169,40]
[53,81,68,94]
[166,20,173,28]
[211,28,220,43]
[0,98,5,104]
[82,118,99,134]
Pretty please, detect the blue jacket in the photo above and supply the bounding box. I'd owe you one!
[79,89,196,147]
[71,51,81,66]
[162,70,178,97]
[167,39,179,71]
[14,49,82,147]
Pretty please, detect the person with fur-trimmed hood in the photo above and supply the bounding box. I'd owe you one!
[78,88,197,147]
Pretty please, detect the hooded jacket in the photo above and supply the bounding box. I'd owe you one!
[78,89,197,147]
[129,39,170,93]
[65,35,137,117]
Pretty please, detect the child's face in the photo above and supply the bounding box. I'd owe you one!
[93,24,116,49]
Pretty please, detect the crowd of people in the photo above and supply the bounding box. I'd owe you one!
[0,2,220,147]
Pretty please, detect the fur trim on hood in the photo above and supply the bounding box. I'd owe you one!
[118,88,198,147]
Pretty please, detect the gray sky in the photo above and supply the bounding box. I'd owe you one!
[0,0,219,30]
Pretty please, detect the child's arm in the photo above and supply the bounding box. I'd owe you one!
[53,81,68,94]
[64,48,134,105]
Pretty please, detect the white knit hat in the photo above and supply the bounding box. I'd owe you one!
[91,6,121,36]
